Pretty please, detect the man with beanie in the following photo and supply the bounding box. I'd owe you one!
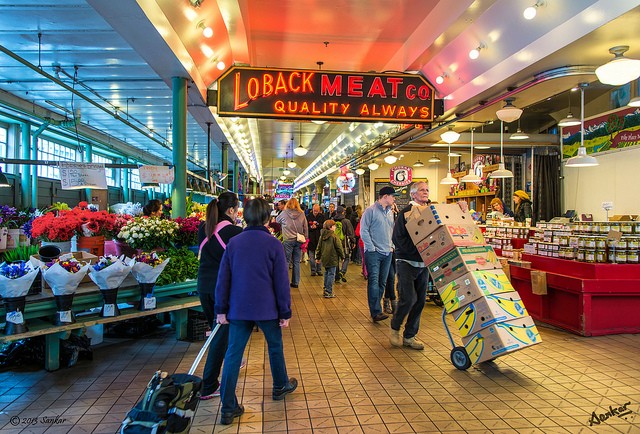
[360,186,397,322]
[334,205,355,282]
[390,181,431,350]
[307,204,325,276]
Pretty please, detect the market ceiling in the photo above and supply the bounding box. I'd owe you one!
[0,0,638,190]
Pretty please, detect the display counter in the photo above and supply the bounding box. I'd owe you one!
[509,253,640,336]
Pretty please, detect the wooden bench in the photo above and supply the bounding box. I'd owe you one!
[0,277,201,371]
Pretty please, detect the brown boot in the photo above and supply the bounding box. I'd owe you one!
[383,298,392,314]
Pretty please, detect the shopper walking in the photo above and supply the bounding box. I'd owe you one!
[315,219,345,298]
[334,205,355,283]
[360,186,397,322]
[196,192,243,400]
[307,204,325,276]
[390,182,431,350]
[277,197,309,288]
[215,198,297,425]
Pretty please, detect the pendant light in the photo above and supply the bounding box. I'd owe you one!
[355,168,365,175]
[495,98,523,123]
[0,168,10,187]
[566,83,598,167]
[595,46,640,86]
[510,119,530,140]
[413,160,425,167]
[384,154,398,164]
[287,138,296,168]
[428,155,441,163]
[440,126,460,144]
[461,128,482,183]
[558,89,581,127]
[367,161,379,171]
[490,121,514,178]
[440,142,458,185]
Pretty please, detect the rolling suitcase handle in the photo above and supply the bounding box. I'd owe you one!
[188,323,221,375]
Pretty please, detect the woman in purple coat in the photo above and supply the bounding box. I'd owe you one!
[215,198,298,425]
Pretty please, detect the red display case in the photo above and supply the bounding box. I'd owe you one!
[509,254,640,336]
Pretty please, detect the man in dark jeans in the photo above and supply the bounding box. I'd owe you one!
[307,204,325,276]
[389,181,431,350]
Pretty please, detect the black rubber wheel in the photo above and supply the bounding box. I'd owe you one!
[450,346,472,370]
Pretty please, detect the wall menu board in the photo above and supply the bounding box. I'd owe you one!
[374,179,427,210]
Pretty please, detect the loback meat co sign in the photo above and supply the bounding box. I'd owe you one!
[214,66,435,124]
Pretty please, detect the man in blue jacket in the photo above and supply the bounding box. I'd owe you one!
[360,186,397,322]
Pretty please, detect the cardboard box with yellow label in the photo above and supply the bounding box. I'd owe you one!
[406,204,476,245]
[438,269,514,314]
[452,291,528,337]
[428,245,502,289]
[462,315,542,364]
[414,224,485,266]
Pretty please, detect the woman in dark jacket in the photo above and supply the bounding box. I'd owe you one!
[513,190,533,224]
[197,192,243,400]
[215,198,297,425]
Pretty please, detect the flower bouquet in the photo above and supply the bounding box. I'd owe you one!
[88,256,134,317]
[117,217,179,251]
[31,254,90,325]
[30,210,80,243]
[125,251,170,311]
[174,216,201,247]
[0,261,40,335]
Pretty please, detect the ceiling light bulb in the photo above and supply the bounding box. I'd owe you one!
[413,160,424,167]
[202,26,213,38]
[288,161,297,168]
[384,155,398,164]
[440,126,460,144]
[469,48,480,60]
[510,128,530,140]
[217,61,226,70]
[435,75,444,85]
[293,144,308,156]
[523,6,537,20]
[368,162,379,171]
[355,168,366,175]
[558,113,581,127]
[595,45,640,86]
[496,98,523,123]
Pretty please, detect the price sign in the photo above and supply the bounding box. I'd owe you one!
[139,165,175,184]
[58,310,73,323]
[59,162,107,190]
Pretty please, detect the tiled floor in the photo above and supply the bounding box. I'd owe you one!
[1,264,639,433]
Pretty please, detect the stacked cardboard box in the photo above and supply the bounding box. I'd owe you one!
[406,204,541,364]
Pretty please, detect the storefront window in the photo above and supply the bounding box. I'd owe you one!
[92,153,115,187]
[0,126,7,172]
[37,138,78,179]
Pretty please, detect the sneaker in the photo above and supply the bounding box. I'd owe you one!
[390,329,402,347]
[200,386,220,400]
[372,313,389,322]
[403,337,425,350]
[323,291,336,298]
[220,404,244,425]
[383,298,392,314]
[341,274,347,282]
[273,378,298,400]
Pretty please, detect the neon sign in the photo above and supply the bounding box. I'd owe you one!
[215,66,435,124]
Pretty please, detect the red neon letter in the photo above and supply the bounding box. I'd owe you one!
[321,74,342,96]
[348,76,363,97]
[234,72,248,110]
[262,74,274,97]
[247,77,260,100]
[387,78,403,98]
[289,72,301,92]
[275,72,288,94]
[368,77,387,98]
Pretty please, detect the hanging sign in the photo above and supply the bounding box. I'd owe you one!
[59,162,107,190]
[389,165,412,186]
[275,182,294,200]
[336,170,356,194]
[139,165,175,184]
[214,66,435,123]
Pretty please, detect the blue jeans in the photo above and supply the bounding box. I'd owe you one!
[364,250,392,318]
[198,292,229,395]
[340,255,350,275]
[309,249,322,274]
[324,267,336,293]
[391,261,428,339]
[220,319,289,413]
[384,252,396,300]
[283,240,302,285]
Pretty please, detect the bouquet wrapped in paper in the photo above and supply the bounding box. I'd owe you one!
[0,261,40,335]
[89,255,134,317]
[125,251,170,310]
[31,254,90,325]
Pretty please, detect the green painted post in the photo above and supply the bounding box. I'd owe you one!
[20,122,31,208]
[171,77,187,218]
[84,144,92,203]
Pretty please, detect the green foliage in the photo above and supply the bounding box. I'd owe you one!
[156,247,199,286]
[2,245,40,263]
